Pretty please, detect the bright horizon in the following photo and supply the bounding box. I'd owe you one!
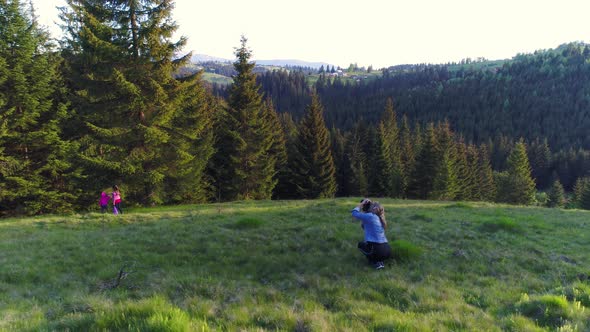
[31,0,590,68]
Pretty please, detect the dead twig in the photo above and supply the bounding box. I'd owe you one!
[98,261,137,291]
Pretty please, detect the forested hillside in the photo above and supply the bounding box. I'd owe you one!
[253,43,590,152]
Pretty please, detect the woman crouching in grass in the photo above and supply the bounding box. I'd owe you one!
[352,199,391,270]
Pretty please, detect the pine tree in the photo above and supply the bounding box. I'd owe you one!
[292,93,336,198]
[274,112,298,199]
[431,122,459,200]
[527,138,552,190]
[452,140,479,201]
[331,127,350,197]
[372,98,403,197]
[212,36,276,200]
[399,114,415,197]
[262,99,287,199]
[546,180,566,208]
[496,140,536,205]
[345,123,369,196]
[476,144,496,201]
[0,0,77,215]
[580,182,590,210]
[408,123,438,199]
[572,177,590,208]
[61,0,214,206]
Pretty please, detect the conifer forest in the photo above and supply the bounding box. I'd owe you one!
[1,0,590,216]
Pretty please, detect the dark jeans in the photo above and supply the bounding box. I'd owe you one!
[114,202,123,214]
[100,204,108,213]
[358,241,391,263]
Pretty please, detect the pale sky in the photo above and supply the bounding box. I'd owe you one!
[32,0,590,68]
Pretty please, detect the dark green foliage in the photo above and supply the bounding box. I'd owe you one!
[580,181,590,210]
[210,36,278,201]
[0,0,77,215]
[546,180,566,208]
[61,0,214,207]
[431,122,459,200]
[476,145,496,201]
[407,123,438,199]
[331,127,351,197]
[273,113,299,199]
[344,123,370,196]
[495,141,536,205]
[527,138,552,190]
[571,177,590,208]
[399,115,415,196]
[291,94,337,198]
[372,98,403,197]
[263,99,288,199]
[257,43,590,153]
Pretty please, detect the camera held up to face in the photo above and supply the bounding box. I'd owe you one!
[361,199,372,212]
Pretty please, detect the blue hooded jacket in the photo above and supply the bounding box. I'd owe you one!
[352,207,388,243]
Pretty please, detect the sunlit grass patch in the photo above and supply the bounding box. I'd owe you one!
[50,296,207,331]
[515,294,585,329]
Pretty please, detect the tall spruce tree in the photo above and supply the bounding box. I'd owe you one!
[61,0,214,206]
[572,177,590,208]
[476,144,495,201]
[292,93,336,198]
[331,127,350,197]
[262,98,287,199]
[399,114,415,197]
[431,122,459,200]
[345,123,369,196]
[211,36,276,200]
[546,179,566,208]
[0,0,77,215]
[496,140,536,205]
[580,181,590,210]
[273,112,298,199]
[527,138,552,189]
[408,123,438,199]
[372,98,403,197]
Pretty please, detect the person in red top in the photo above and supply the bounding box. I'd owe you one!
[111,185,123,214]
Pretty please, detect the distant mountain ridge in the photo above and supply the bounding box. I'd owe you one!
[190,54,231,63]
[191,53,332,69]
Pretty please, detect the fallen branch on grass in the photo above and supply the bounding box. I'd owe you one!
[98,261,136,291]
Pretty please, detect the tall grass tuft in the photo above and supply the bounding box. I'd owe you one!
[516,294,584,328]
[390,240,423,262]
[233,217,264,229]
[51,296,205,331]
[480,217,523,233]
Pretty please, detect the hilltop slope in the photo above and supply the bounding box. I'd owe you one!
[1,199,589,331]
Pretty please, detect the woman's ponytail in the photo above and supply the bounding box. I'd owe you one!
[370,202,387,230]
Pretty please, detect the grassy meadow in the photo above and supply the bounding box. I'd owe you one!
[1,198,589,331]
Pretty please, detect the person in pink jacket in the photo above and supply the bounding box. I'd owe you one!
[99,191,110,213]
[111,185,123,214]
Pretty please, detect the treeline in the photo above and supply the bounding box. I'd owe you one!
[1,0,589,216]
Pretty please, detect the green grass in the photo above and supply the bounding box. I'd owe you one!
[201,72,233,85]
[1,198,590,331]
